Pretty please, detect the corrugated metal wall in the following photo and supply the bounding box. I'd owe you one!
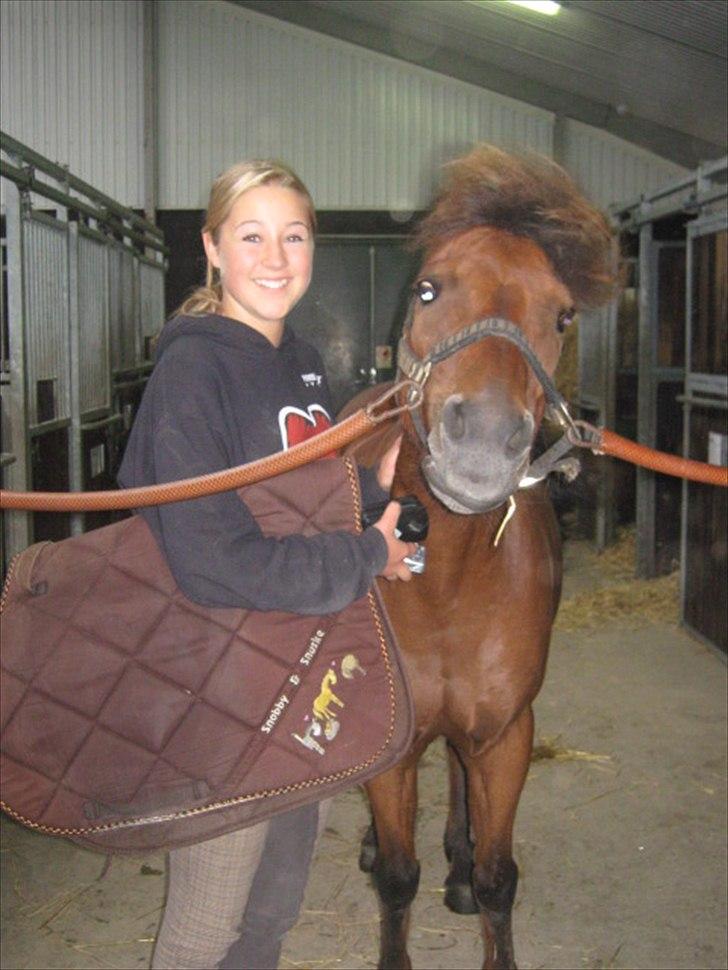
[560,118,686,209]
[77,231,111,415]
[23,217,71,425]
[1,0,689,212]
[560,118,687,435]
[0,0,144,208]
[156,0,554,210]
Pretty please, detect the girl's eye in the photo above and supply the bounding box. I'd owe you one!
[286,233,307,243]
[557,307,576,333]
[242,233,261,243]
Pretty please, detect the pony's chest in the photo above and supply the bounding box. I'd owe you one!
[381,542,553,743]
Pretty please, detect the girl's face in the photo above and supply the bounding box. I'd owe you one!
[203,184,314,341]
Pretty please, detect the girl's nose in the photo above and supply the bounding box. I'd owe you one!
[262,240,286,267]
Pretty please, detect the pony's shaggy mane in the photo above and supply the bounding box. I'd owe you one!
[413,146,619,309]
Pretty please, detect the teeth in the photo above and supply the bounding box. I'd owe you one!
[255,279,288,289]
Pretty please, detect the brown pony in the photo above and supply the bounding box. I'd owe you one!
[342,146,617,970]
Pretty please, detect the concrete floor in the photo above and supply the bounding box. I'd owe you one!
[1,540,726,970]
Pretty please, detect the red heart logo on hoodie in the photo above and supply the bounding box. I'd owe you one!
[279,404,334,453]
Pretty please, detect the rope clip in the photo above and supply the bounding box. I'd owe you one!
[565,419,604,453]
[366,380,424,423]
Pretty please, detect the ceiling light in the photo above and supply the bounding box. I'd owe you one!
[505,1,561,14]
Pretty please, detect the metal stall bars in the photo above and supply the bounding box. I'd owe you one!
[600,158,727,579]
[0,131,167,570]
[681,208,728,653]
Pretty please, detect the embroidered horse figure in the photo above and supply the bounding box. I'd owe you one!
[312,668,345,731]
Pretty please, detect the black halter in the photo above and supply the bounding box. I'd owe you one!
[396,310,581,490]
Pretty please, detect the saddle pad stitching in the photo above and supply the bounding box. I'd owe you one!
[1,736,390,839]
[1,591,399,838]
[6,613,372,792]
[8,549,166,707]
[100,618,338,808]
[5,706,99,822]
[4,586,283,731]
[3,603,375,817]
[2,741,215,825]
[255,475,353,537]
[1,459,404,839]
[194,612,306,706]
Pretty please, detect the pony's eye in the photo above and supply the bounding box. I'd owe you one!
[556,308,576,333]
[415,279,439,304]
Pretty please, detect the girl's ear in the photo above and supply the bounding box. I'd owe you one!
[202,231,220,269]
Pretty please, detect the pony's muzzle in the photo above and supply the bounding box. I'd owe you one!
[440,393,534,459]
[424,393,535,513]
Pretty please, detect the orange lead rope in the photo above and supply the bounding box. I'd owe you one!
[572,425,728,488]
[0,382,422,513]
[1,389,725,512]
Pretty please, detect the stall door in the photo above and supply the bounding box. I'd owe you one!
[681,213,728,653]
[636,238,686,577]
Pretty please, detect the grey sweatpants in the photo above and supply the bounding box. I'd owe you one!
[151,800,329,970]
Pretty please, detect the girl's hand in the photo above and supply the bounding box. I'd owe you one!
[373,501,418,582]
[376,436,402,491]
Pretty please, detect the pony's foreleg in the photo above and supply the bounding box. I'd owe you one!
[364,763,420,970]
[464,707,534,970]
[443,740,478,914]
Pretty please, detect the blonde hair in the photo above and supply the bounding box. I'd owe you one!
[178,160,316,317]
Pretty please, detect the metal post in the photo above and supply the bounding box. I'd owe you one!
[596,299,618,550]
[635,222,657,577]
[143,0,158,228]
[680,227,694,624]
[2,179,31,556]
[67,220,83,536]
[368,245,377,383]
[133,252,142,366]
[552,113,567,167]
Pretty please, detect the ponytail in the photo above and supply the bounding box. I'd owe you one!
[176,265,223,317]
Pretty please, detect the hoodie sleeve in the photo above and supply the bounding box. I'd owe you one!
[119,341,388,615]
[358,464,389,510]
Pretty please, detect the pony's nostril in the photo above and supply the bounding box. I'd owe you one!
[443,397,466,440]
[451,403,466,440]
[506,413,534,455]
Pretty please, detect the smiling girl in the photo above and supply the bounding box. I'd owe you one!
[118,160,415,969]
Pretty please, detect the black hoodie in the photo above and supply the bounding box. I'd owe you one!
[118,313,388,614]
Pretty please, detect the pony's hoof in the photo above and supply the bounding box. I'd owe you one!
[359,841,376,872]
[444,879,479,915]
[359,823,377,872]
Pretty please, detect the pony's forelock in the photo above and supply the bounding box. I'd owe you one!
[412,146,620,309]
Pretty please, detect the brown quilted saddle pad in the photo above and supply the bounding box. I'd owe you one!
[0,458,413,854]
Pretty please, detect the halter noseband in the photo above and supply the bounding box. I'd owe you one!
[397,312,581,492]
